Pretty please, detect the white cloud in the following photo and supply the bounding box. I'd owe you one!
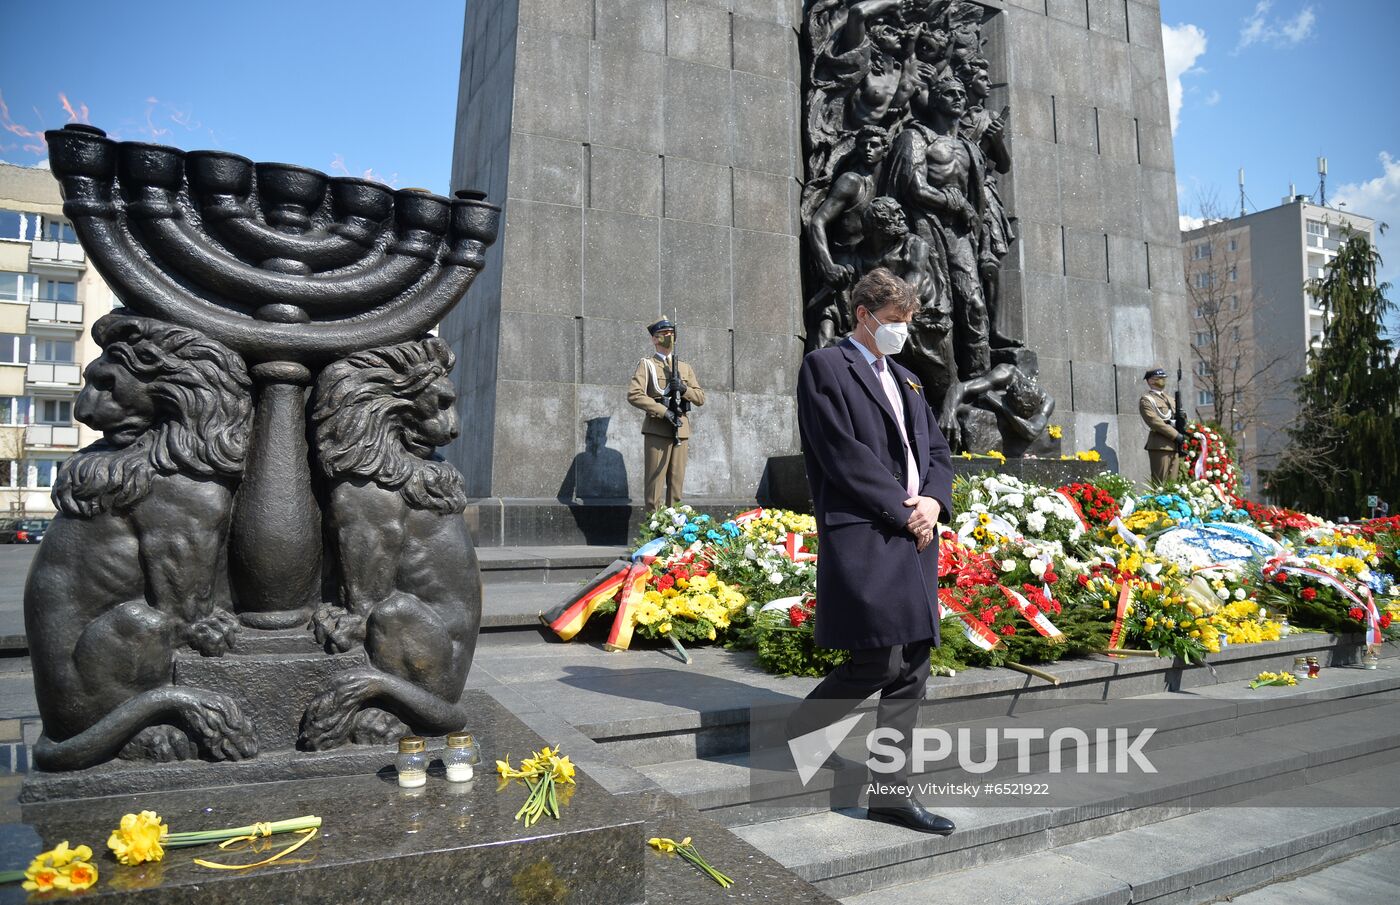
[1161,22,1208,135]
[1236,1,1316,52]
[1333,152,1400,334]
[1180,214,1206,231]
[1203,90,1222,107]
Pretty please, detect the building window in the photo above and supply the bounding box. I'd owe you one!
[1194,331,1213,347]
[1195,361,1212,377]
[0,397,25,425]
[35,339,74,363]
[37,399,72,424]
[1197,389,1214,406]
[0,459,18,489]
[1194,272,1213,288]
[1227,266,1238,282]
[1228,295,1239,310]
[0,210,28,241]
[1191,243,1211,260]
[31,458,60,488]
[0,334,30,364]
[41,219,79,244]
[1231,326,1241,342]
[1306,219,1326,236]
[1227,238,1238,252]
[39,280,77,302]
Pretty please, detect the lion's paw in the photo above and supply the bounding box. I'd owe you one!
[311,605,367,654]
[120,725,198,762]
[350,708,408,746]
[188,608,240,658]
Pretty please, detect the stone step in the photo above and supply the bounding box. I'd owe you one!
[1210,837,1400,905]
[725,698,1400,897]
[837,762,1400,905]
[477,544,628,586]
[580,636,1396,767]
[636,672,1400,826]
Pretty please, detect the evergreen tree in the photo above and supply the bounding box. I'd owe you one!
[1266,227,1400,516]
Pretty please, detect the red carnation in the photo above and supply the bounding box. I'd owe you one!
[1025,605,1040,619]
[1348,606,1365,621]
[1273,572,1288,584]
[979,609,995,625]
[1077,574,1089,588]
[1381,613,1392,629]
[1001,624,1016,636]
[788,605,808,627]
[1300,587,1317,601]
[1042,571,1058,584]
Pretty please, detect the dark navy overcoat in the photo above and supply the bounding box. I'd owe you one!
[796,339,954,650]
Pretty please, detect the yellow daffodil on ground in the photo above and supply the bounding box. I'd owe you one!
[499,745,578,826]
[107,811,320,870]
[648,836,734,888]
[108,810,169,866]
[1250,671,1298,689]
[0,842,100,892]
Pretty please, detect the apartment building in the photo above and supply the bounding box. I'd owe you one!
[1,162,115,517]
[1181,196,1376,499]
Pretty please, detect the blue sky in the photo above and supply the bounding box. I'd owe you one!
[2,1,1397,331]
[0,1,465,191]
[1162,0,1400,333]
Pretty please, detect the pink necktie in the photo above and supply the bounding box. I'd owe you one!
[875,357,920,496]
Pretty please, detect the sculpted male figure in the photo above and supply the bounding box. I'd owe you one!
[807,126,892,348]
[789,268,956,836]
[957,57,1020,350]
[885,69,991,380]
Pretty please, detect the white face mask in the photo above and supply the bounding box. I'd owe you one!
[864,309,909,356]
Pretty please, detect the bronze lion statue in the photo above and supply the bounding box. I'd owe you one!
[26,311,257,770]
[300,337,482,750]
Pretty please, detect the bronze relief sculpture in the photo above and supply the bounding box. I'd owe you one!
[802,0,1056,456]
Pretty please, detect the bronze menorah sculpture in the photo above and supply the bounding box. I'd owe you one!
[25,124,498,776]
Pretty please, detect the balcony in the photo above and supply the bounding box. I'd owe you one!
[28,300,84,327]
[0,301,26,334]
[0,425,22,458]
[25,423,80,448]
[29,239,85,266]
[26,361,81,387]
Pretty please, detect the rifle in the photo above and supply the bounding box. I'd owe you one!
[1173,358,1189,454]
[663,321,691,447]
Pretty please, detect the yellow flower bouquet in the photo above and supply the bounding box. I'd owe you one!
[0,841,99,893]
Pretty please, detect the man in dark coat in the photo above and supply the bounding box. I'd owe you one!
[790,267,956,835]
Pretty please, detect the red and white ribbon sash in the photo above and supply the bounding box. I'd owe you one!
[1001,585,1065,641]
[937,588,1002,651]
[1192,432,1210,480]
[1265,555,1384,646]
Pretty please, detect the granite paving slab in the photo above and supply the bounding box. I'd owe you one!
[1222,839,1400,905]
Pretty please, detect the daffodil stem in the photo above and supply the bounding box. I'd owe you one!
[0,869,25,884]
[165,816,322,849]
[676,844,733,888]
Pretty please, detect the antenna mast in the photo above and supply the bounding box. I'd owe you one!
[1317,156,1328,207]
[1238,168,1246,219]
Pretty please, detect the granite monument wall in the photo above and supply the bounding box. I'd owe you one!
[447,0,1190,521]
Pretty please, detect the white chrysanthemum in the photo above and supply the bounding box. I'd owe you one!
[1026,512,1047,534]
[1033,496,1054,513]
[1004,493,1025,509]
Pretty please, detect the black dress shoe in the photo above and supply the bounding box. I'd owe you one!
[866,797,956,835]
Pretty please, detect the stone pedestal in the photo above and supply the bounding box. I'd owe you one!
[8,692,644,904]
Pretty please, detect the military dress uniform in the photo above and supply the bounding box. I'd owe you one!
[1138,369,1181,483]
[627,348,705,512]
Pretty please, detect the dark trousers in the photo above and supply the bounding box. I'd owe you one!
[787,639,932,791]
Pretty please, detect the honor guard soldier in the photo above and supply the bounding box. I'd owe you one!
[627,319,705,512]
[1139,367,1181,483]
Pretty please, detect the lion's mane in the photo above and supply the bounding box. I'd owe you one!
[54,311,253,519]
[312,338,467,515]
